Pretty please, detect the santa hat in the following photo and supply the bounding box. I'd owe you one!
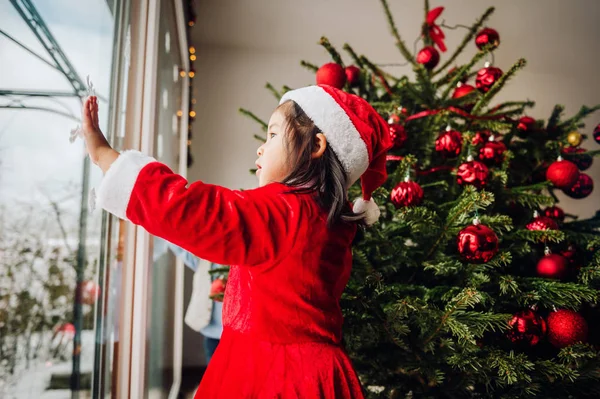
[280,84,392,225]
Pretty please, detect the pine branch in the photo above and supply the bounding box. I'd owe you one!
[265,82,281,100]
[518,279,598,308]
[239,108,268,131]
[319,36,344,65]
[440,50,489,99]
[471,58,527,114]
[342,43,364,67]
[435,7,495,74]
[300,60,319,73]
[379,0,417,66]
[558,104,600,131]
[253,134,265,143]
[547,104,565,130]
[512,229,565,244]
[423,288,482,346]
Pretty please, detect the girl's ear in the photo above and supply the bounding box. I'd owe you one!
[311,133,327,159]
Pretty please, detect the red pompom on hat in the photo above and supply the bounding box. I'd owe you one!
[280,85,393,225]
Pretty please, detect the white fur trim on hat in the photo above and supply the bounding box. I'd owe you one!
[94,150,157,220]
[280,86,369,187]
[353,197,381,226]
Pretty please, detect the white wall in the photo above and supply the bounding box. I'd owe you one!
[182,0,600,366]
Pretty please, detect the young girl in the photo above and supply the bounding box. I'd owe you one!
[82,84,392,398]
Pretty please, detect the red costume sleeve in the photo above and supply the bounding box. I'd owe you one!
[95,150,303,266]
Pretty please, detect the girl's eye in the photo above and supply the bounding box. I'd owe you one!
[269,133,276,139]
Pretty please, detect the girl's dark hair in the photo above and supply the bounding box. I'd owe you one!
[278,100,365,228]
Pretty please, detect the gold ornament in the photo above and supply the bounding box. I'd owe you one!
[567,131,582,147]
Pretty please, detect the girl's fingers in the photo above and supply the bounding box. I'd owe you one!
[92,97,99,128]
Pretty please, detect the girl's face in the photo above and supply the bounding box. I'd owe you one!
[255,109,292,187]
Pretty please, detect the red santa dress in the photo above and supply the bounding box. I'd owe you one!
[95,149,365,398]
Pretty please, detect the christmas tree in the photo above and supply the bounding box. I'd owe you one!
[240,1,600,397]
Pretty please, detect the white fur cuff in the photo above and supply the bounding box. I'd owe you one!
[94,150,157,220]
[353,197,381,226]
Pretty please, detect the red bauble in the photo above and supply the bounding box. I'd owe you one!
[389,123,407,149]
[77,280,100,305]
[209,278,226,302]
[475,66,503,93]
[562,173,594,199]
[316,63,346,89]
[543,206,565,222]
[452,84,476,112]
[452,84,476,99]
[593,124,600,144]
[472,130,492,146]
[475,28,500,50]
[537,254,569,279]
[547,309,589,348]
[457,160,489,189]
[560,245,581,270]
[478,140,506,165]
[391,181,424,208]
[416,46,440,70]
[561,147,593,171]
[457,223,499,263]
[435,129,463,157]
[546,159,580,189]
[345,65,361,87]
[516,116,537,136]
[526,215,559,231]
[507,310,547,346]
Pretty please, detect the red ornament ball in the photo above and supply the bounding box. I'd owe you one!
[77,280,100,305]
[562,173,594,199]
[475,27,500,50]
[435,129,463,157]
[472,130,492,146]
[475,66,503,93]
[593,123,600,144]
[516,116,537,136]
[507,309,547,346]
[389,123,407,149]
[546,159,580,189]
[560,245,581,270]
[452,84,476,100]
[478,140,507,165]
[561,147,593,171]
[345,65,361,87]
[543,206,565,222]
[391,181,424,208]
[457,160,489,189]
[537,254,569,279]
[547,309,589,348]
[316,63,346,89]
[457,223,499,263]
[452,84,477,112]
[209,278,226,302]
[526,215,559,231]
[416,46,440,70]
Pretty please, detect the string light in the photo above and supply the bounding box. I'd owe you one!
[189,111,196,118]
[180,70,186,77]
[189,46,196,54]
[191,99,196,104]
[190,54,196,61]
[189,71,195,78]
[177,110,183,117]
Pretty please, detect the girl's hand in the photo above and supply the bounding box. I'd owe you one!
[82,96,119,173]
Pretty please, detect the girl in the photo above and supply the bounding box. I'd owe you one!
[82,84,392,398]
